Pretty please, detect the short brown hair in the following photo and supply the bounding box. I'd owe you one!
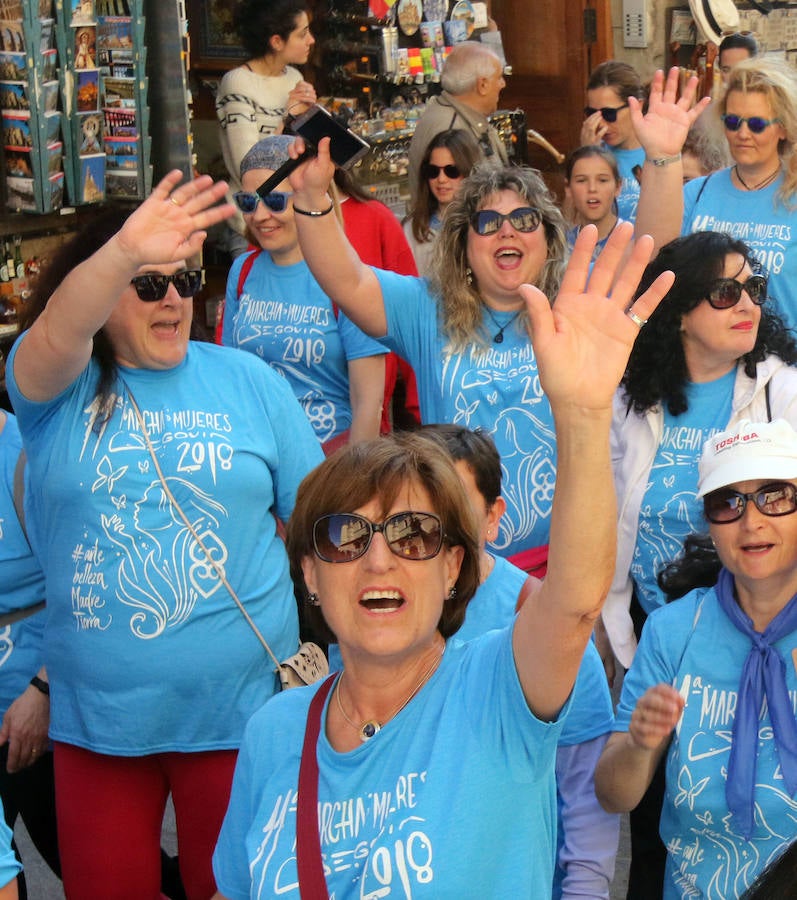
[286,433,481,643]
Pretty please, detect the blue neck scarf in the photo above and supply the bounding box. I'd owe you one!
[715,567,797,838]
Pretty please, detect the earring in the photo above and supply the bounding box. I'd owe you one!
[465,267,473,286]
[306,592,320,606]
[447,586,457,602]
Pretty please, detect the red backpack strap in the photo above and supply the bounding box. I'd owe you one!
[214,250,259,345]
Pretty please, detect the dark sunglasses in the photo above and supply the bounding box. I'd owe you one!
[312,511,445,563]
[704,481,797,524]
[706,274,768,309]
[130,269,203,302]
[424,163,462,179]
[470,207,542,236]
[583,104,629,123]
[232,190,292,214]
[721,114,782,134]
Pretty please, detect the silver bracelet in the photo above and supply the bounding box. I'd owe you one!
[647,153,682,167]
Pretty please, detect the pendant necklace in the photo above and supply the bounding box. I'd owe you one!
[483,306,522,344]
[734,164,781,191]
[335,646,444,742]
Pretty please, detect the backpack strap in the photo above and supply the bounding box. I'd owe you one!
[214,249,260,344]
[13,447,26,541]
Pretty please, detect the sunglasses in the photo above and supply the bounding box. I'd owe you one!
[706,274,768,309]
[703,481,797,524]
[721,114,782,134]
[129,269,203,302]
[470,207,542,236]
[583,104,629,123]
[312,511,445,563]
[232,190,292,214]
[424,163,462,179]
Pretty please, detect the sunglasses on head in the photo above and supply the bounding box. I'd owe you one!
[312,511,445,563]
[583,104,629,123]
[470,207,542,237]
[721,114,781,134]
[129,269,203,302]
[703,481,797,524]
[232,190,292,214]
[706,274,768,309]
[424,163,462,179]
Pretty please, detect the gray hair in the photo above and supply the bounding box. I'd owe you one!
[441,42,501,95]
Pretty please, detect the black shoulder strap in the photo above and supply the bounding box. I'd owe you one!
[692,171,713,211]
[13,447,26,540]
[765,379,772,423]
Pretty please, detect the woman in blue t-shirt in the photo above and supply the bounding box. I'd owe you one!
[602,229,797,898]
[597,417,797,898]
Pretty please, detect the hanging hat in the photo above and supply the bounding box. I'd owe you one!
[696,419,797,498]
[688,0,740,45]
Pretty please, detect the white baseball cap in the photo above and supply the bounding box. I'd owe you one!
[697,419,797,498]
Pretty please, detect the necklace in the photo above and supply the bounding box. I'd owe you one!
[335,646,444,742]
[734,164,781,192]
[483,306,522,344]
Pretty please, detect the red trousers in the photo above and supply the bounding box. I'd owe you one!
[54,742,237,900]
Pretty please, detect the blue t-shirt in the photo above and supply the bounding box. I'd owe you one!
[213,629,566,899]
[683,169,797,332]
[223,251,387,442]
[0,797,20,888]
[609,146,644,224]
[616,588,797,898]
[7,339,323,755]
[376,270,556,557]
[632,371,735,615]
[0,412,47,716]
[566,218,629,270]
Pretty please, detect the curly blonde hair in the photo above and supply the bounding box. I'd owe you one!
[721,57,797,209]
[428,164,568,353]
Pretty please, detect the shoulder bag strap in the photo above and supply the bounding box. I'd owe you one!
[297,674,336,899]
[124,386,284,672]
[214,250,260,345]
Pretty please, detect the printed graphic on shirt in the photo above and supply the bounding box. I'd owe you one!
[664,673,797,897]
[72,392,233,638]
[690,214,789,282]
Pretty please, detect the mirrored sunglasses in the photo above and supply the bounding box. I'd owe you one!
[721,114,781,134]
[706,274,768,309]
[470,207,542,236]
[312,511,445,563]
[232,190,292,214]
[703,481,797,524]
[583,104,629,123]
[424,163,462,179]
[130,269,203,302]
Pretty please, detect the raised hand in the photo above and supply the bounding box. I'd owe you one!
[521,223,675,413]
[631,67,711,158]
[580,110,608,146]
[115,170,235,267]
[287,135,335,200]
[628,683,684,750]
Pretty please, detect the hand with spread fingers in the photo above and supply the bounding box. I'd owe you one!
[520,223,675,413]
[631,67,710,160]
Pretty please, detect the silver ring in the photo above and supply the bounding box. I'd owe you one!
[627,309,647,328]
[169,195,182,208]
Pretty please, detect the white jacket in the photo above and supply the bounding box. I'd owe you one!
[604,355,797,669]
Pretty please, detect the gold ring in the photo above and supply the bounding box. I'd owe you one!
[169,196,182,207]
[627,310,647,328]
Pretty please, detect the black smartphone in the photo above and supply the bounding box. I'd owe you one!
[290,104,371,170]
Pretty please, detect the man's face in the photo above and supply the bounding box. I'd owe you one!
[480,61,505,114]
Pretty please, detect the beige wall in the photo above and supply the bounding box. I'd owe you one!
[607,1,797,82]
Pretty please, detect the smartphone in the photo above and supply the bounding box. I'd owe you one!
[290,104,371,170]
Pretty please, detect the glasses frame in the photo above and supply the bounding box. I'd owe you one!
[232,190,293,214]
[469,206,542,237]
[706,274,768,309]
[424,163,462,179]
[703,481,797,524]
[312,511,445,563]
[583,104,629,123]
[720,114,782,134]
[129,269,203,302]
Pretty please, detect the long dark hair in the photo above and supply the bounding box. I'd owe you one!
[21,206,133,420]
[622,231,797,415]
[657,533,722,601]
[233,0,309,60]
